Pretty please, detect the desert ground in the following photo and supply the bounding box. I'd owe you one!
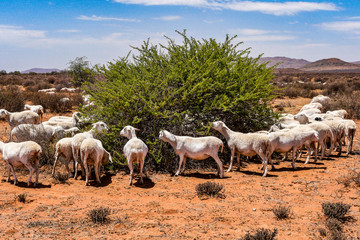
[0,97,359,240]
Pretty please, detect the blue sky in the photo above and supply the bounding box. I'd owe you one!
[0,0,359,71]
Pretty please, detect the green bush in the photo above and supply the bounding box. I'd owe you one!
[81,30,278,171]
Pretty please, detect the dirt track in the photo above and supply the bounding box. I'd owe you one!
[0,106,360,240]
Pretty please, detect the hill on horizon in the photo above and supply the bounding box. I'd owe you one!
[21,68,61,74]
[258,56,311,69]
[300,58,360,72]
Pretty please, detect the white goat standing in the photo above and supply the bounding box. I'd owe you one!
[52,137,73,175]
[0,141,42,186]
[80,138,112,186]
[211,121,270,176]
[120,126,148,185]
[159,130,224,178]
[0,109,40,141]
[72,121,108,179]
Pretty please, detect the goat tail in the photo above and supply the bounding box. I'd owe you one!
[219,143,224,153]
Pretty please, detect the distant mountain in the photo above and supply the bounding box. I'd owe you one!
[21,68,61,74]
[352,61,360,65]
[300,58,360,72]
[258,57,311,69]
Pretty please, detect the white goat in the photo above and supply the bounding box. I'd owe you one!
[212,121,270,176]
[267,127,319,169]
[80,138,112,186]
[310,95,331,105]
[342,119,356,156]
[326,110,348,119]
[11,123,64,143]
[72,121,108,179]
[300,102,323,112]
[43,112,81,129]
[52,137,73,175]
[0,141,42,186]
[319,120,346,156]
[38,88,56,93]
[120,126,148,185]
[0,109,41,141]
[159,130,224,178]
[24,104,44,122]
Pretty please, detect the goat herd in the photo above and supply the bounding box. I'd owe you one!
[0,94,357,187]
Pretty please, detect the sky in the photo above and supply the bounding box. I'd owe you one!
[0,0,359,72]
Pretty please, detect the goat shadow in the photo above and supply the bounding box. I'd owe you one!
[87,172,115,187]
[6,181,52,189]
[180,172,231,179]
[133,177,155,189]
[240,170,278,178]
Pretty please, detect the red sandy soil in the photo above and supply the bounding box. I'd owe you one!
[1,101,360,240]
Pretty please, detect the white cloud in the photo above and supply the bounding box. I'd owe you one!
[0,25,46,42]
[56,29,79,33]
[153,15,182,21]
[77,15,140,22]
[232,28,270,36]
[347,16,360,20]
[113,0,339,16]
[321,21,360,32]
[229,28,295,42]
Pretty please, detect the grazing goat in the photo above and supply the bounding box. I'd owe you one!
[0,141,42,186]
[212,121,270,176]
[11,123,64,143]
[52,137,73,175]
[159,129,224,178]
[0,109,40,141]
[80,138,112,186]
[24,104,44,122]
[120,126,148,185]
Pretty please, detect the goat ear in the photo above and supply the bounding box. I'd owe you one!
[135,128,140,131]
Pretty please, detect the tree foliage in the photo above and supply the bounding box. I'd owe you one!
[81,30,278,172]
[68,56,96,87]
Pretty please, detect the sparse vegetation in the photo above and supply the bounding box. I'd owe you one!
[321,202,351,221]
[241,228,278,240]
[195,181,225,199]
[272,204,292,220]
[15,193,27,203]
[87,207,111,224]
[52,172,69,184]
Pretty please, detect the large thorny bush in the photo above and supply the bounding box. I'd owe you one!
[81,31,277,172]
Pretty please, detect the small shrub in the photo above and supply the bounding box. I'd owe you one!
[87,207,111,224]
[272,204,292,220]
[328,230,347,240]
[336,175,353,188]
[241,228,278,240]
[322,202,351,220]
[319,228,327,237]
[195,181,225,199]
[0,87,25,111]
[16,193,27,203]
[52,172,69,184]
[325,218,343,232]
[351,170,360,187]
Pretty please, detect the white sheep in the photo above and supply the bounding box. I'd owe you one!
[24,104,44,122]
[310,95,331,104]
[52,137,74,175]
[298,108,321,117]
[342,119,356,156]
[267,127,319,169]
[326,110,348,119]
[212,121,270,176]
[72,121,108,179]
[11,123,64,143]
[300,102,323,112]
[0,109,41,141]
[159,129,224,178]
[43,112,81,129]
[120,126,148,185]
[80,138,112,186]
[320,120,346,156]
[0,141,42,186]
[60,87,77,93]
[38,88,56,93]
